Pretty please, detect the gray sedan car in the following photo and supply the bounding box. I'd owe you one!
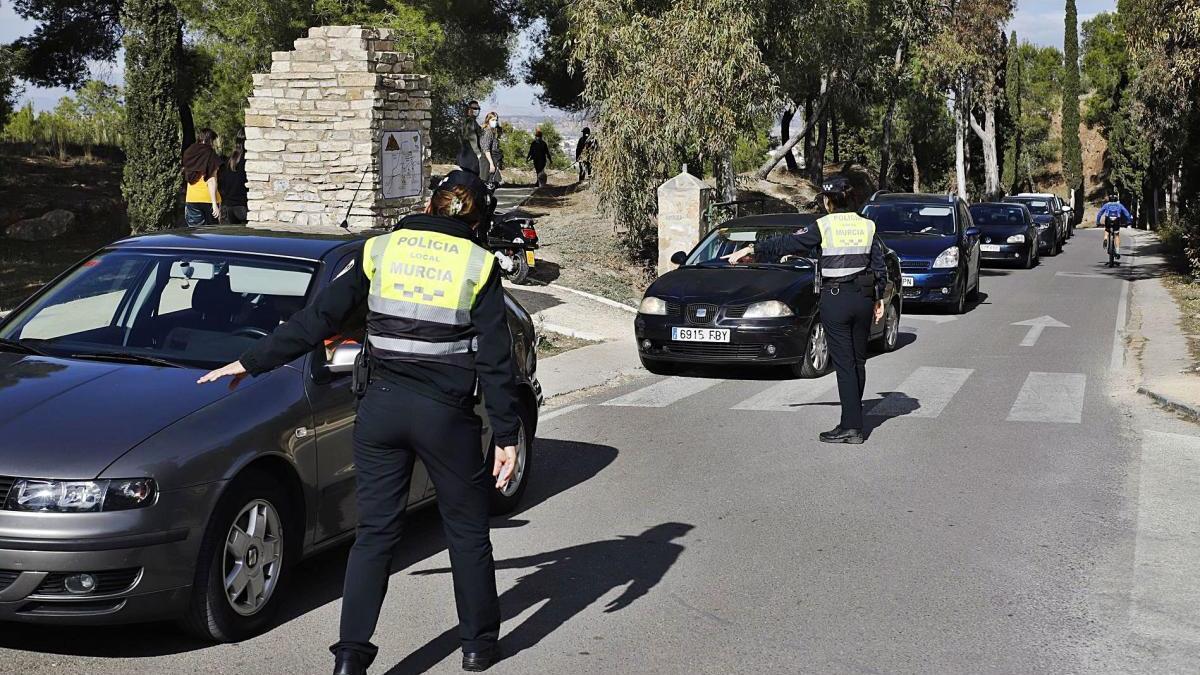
[0,229,541,641]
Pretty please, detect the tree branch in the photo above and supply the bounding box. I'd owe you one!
[755,83,831,180]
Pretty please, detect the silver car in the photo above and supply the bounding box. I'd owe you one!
[0,229,541,641]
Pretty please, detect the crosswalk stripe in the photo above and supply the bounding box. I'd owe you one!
[731,377,835,412]
[1006,372,1086,423]
[540,403,588,422]
[868,366,973,419]
[600,377,722,408]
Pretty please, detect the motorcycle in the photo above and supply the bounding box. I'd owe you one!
[482,181,540,285]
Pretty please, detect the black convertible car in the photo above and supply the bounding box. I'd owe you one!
[636,214,903,378]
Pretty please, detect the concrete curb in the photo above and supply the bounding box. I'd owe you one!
[546,282,639,314]
[540,322,607,342]
[1137,385,1200,422]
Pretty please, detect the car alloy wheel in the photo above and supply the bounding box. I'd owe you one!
[499,422,528,499]
[223,499,283,617]
[884,304,899,350]
[808,322,829,372]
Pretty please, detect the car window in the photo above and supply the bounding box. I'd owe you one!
[2,251,318,369]
[969,205,1028,228]
[863,203,956,236]
[1007,198,1050,215]
[687,226,818,266]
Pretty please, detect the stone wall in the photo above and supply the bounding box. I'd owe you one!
[244,25,432,231]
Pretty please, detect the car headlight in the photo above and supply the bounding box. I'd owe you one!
[1034,220,1051,230]
[743,300,794,318]
[5,478,157,512]
[1006,234,1026,244]
[638,297,668,316]
[932,246,959,269]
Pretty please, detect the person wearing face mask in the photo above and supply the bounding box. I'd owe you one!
[457,100,483,175]
[480,111,504,185]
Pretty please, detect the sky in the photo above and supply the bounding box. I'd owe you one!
[2,0,1118,116]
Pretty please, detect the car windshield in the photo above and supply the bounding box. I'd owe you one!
[686,226,818,267]
[862,203,956,236]
[1007,198,1050,215]
[0,250,317,369]
[969,205,1028,228]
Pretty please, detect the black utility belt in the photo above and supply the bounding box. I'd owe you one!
[822,273,872,287]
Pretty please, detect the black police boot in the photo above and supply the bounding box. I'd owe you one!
[462,646,500,672]
[332,649,369,675]
[819,427,864,444]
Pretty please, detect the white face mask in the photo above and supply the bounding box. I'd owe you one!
[489,120,499,128]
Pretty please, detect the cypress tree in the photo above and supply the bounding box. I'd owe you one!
[1002,31,1022,194]
[1062,0,1083,195]
[121,0,181,232]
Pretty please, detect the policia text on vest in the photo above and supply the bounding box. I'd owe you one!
[730,209,888,444]
[197,207,522,672]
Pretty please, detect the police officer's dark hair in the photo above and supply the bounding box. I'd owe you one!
[823,189,852,212]
[430,185,482,225]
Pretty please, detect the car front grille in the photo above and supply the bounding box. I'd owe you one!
[33,568,141,596]
[0,476,12,506]
[686,303,718,325]
[900,261,931,272]
[663,343,763,360]
[0,570,19,592]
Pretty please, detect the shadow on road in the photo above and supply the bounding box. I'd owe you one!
[0,437,619,659]
[795,391,921,440]
[384,522,694,675]
[525,260,562,285]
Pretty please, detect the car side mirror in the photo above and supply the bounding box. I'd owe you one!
[670,251,687,266]
[1061,206,1073,215]
[965,227,980,238]
[326,341,362,375]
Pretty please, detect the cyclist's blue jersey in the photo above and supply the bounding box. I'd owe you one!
[1097,201,1132,226]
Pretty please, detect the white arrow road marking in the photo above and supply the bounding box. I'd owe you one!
[1006,372,1086,423]
[1012,315,1069,347]
[601,377,722,408]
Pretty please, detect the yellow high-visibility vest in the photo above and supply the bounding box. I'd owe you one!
[362,228,494,363]
[817,212,875,278]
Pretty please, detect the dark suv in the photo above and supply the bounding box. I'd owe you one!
[861,192,981,314]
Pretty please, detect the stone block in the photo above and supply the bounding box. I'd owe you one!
[293,37,327,51]
[244,114,277,128]
[656,169,714,275]
[338,73,379,87]
[246,140,286,153]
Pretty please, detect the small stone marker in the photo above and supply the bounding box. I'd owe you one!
[656,166,713,276]
[243,25,432,231]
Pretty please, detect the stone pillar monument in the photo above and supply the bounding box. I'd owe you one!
[243,25,432,231]
[656,167,714,275]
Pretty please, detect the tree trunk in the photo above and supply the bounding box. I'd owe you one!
[781,108,798,173]
[881,98,897,190]
[813,116,829,183]
[802,98,813,171]
[831,113,840,164]
[969,101,1001,199]
[755,76,829,180]
[953,87,968,199]
[175,27,194,151]
[911,146,921,192]
[715,150,736,203]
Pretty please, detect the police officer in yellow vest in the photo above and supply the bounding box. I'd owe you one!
[728,175,887,444]
[198,171,521,673]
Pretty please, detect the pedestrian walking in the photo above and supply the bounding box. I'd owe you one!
[527,129,550,187]
[575,127,594,182]
[218,130,248,224]
[457,100,484,176]
[727,175,886,444]
[182,128,223,226]
[480,111,504,185]
[197,170,522,674]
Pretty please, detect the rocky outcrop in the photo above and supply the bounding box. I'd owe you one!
[5,209,77,241]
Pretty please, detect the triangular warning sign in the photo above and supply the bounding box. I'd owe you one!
[384,134,400,151]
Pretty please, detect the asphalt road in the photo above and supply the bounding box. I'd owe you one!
[3,228,1200,674]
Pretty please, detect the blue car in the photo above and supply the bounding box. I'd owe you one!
[862,193,981,315]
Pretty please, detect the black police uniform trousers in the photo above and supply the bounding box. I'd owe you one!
[819,278,874,431]
[331,378,500,665]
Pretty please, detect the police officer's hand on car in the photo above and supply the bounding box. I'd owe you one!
[197,359,248,389]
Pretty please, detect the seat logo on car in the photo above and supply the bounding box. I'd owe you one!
[696,308,708,318]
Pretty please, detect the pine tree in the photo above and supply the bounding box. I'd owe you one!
[1062,0,1083,195]
[121,0,181,232]
[1002,31,1022,194]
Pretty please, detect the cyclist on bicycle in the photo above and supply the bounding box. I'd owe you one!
[1097,193,1133,259]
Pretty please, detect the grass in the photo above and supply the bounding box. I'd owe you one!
[1161,273,1200,371]
[536,331,599,359]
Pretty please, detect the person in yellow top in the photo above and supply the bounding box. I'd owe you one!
[182,128,223,226]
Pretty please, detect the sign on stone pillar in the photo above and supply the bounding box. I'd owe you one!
[656,167,714,275]
[243,25,432,231]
